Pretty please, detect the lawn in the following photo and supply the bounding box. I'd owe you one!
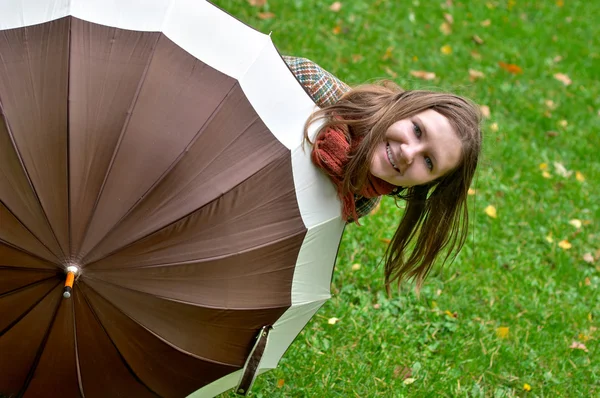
[212,0,600,396]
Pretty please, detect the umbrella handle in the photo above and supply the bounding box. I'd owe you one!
[63,271,75,298]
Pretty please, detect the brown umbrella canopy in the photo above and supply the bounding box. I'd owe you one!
[0,13,317,397]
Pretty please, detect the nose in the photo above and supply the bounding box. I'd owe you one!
[400,143,421,165]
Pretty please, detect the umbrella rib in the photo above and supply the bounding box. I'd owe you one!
[66,17,73,261]
[0,235,61,267]
[16,283,63,397]
[84,149,293,267]
[81,79,242,263]
[82,282,242,367]
[78,285,163,397]
[0,278,60,336]
[77,32,163,258]
[0,271,58,299]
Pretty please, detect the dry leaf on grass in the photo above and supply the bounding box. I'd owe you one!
[468,188,476,195]
[444,13,454,24]
[558,239,572,250]
[258,12,275,19]
[480,105,491,118]
[351,263,361,271]
[329,1,342,12]
[440,22,452,35]
[472,35,484,44]
[469,69,485,81]
[328,317,339,325]
[410,70,436,80]
[570,341,588,352]
[496,327,509,339]
[247,0,267,6]
[441,45,452,55]
[569,219,582,229]
[332,25,342,34]
[480,19,491,26]
[575,171,585,182]
[490,122,498,132]
[554,73,572,85]
[583,253,595,263]
[385,67,398,78]
[545,99,557,109]
[498,61,523,74]
[484,205,497,218]
[553,162,572,178]
[277,379,285,388]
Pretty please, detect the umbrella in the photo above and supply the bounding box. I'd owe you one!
[0,1,345,397]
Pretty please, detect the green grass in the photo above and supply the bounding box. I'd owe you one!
[212,0,600,396]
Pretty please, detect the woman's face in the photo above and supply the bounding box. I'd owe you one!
[370,109,462,187]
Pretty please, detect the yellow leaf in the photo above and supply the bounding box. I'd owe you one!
[545,233,554,243]
[472,35,484,44]
[569,219,582,229]
[558,239,572,250]
[247,0,267,6]
[542,171,552,179]
[403,378,416,385]
[410,70,436,80]
[382,46,394,61]
[469,69,485,81]
[556,0,564,6]
[480,19,491,27]
[576,171,585,182]
[468,188,476,195]
[539,162,548,170]
[480,105,491,118]
[484,205,497,218]
[441,45,452,55]
[440,21,452,35]
[329,1,342,12]
[328,317,339,325]
[584,277,591,286]
[384,67,398,78]
[559,119,568,127]
[496,326,509,339]
[332,25,342,35]
[553,161,572,178]
[554,73,572,86]
[277,379,285,388]
[431,300,438,308]
[523,383,532,392]
[351,263,361,271]
[545,99,557,109]
[490,122,498,132]
[443,13,454,24]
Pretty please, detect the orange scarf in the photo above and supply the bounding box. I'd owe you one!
[311,125,396,221]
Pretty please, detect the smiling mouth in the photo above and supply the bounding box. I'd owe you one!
[386,142,401,173]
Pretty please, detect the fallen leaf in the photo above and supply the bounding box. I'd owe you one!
[332,25,342,34]
[403,378,416,385]
[471,50,482,60]
[480,105,491,118]
[468,188,476,195]
[523,383,532,392]
[472,35,484,44]
[277,379,285,388]
[545,99,557,109]
[496,326,509,339]
[583,253,594,263]
[556,0,564,6]
[329,1,342,12]
[373,303,381,309]
[393,366,412,379]
[385,67,398,78]
[553,162,572,178]
[554,73,572,85]
[379,238,391,244]
[382,46,394,60]
[441,44,452,55]
[410,70,436,80]
[490,122,498,132]
[558,239,572,250]
[444,13,454,24]
[444,310,458,318]
[559,119,568,127]
[498,61,523,74]
[542,171,552,179]
[569,219,582,229]
[352,263,361,271]
[480,19,491,27]
[484,205,497,218]
[351,54,363,63]
[569,341,588,352]
[553,55,563,63]
[539,163,548,170]
[328,317,339,325]
[247,0,267,6]
[575,171,585,182]
[546,131,559,137]
[440,22,452,35]
[469,69,485,81]
[545,233,553,243]
[584,277,591,286]
[258,12,275,19]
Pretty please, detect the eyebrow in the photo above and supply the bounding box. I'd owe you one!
[415,115,438,171]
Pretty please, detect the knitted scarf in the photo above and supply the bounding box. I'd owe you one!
[311,125,396,222]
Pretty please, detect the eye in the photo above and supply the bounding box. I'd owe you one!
[412,122,422,138]
[425,157,433,171]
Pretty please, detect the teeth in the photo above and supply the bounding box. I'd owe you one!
[386,143,400,171]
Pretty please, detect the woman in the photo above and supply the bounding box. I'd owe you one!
[284,56,482,290]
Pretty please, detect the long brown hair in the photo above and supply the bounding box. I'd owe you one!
[305,81,482,289]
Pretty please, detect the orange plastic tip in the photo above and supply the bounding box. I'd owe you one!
[65,271,75,289]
